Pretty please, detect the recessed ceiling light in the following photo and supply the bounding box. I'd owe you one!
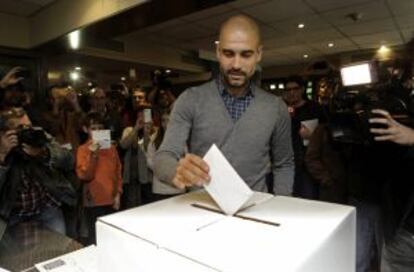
[297,23,305,29]
[165,69,171,74]
[75,66,81,71]
[70,71,79,81]
[328,43,334,47]
[378,45,390,54]
[121,77,126,81]
[214,40,219,45]
[303,54,309,58]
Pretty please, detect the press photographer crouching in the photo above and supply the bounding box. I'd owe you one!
[0,107,77,239]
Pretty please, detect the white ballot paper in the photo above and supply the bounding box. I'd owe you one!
[203,144,254,215]
[301,119,319,146]
[35,245,97,272]
[91,130,111,150]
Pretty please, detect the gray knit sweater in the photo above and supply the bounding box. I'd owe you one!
[154,80,294,195]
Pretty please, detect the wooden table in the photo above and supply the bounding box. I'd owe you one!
[0,222,83,272]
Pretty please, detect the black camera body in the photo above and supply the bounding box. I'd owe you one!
[17,127,48,148]
[329,78,414,145]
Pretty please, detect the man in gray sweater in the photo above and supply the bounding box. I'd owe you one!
[154,15,294,195]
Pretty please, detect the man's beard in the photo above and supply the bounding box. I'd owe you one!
[223,69,249,88]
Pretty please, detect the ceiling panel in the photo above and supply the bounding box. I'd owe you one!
[401,28,414,42]
[0,0,40,16]
[25,0,55,5]
[350,31,403,48]
[156,24,212,41]
[293,27,344,43]
[188,10,239,31]
[242,0,315,23]
[267,45,315,56]
[187,36,218,51]
[320,1,391,28]
[260,24,283,40]
[227,0,271,9]
[386,0,414,17]
[179,4,233,22]
[395,14,414,30]
[264,35,301,49]
[304,0,376,12]
[271,14,331,33]
[308,38,358,54]
[338,18,397,37]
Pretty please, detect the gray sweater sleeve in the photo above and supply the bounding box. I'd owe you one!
[271,99,295,196]
[153,90,194,184]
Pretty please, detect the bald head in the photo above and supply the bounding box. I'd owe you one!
[219,15,261,47]
[216,15,262,94]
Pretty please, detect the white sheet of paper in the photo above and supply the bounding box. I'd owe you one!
[0,267,10,272]
[301,119,319,146]
[92,130,111,149]
[203,144,253,215]
[35,245,97,272]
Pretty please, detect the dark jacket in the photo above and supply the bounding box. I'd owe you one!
[0,139,77,229]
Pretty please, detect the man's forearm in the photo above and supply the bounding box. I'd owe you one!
[153,151,178,185]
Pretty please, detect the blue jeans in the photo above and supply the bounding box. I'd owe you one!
[381,228,414,272]
[8,205,66,235]
[349,198,383,272]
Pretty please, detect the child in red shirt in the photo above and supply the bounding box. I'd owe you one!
[76,112,122,244]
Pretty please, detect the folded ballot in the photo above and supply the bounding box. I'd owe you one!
[202,144,270,215]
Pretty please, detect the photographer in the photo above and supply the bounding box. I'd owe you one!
[39,84,84,151]
[369,109,414,272]
[0,108,77,239]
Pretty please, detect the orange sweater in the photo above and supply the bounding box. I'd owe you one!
[76,141,122,206]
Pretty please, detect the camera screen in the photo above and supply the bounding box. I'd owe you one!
[340,63,374,87]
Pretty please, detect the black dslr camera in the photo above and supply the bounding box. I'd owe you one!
[17,126,48,148]
[329,61,414,145]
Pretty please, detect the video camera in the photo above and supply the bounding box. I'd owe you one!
[329,61,414,145]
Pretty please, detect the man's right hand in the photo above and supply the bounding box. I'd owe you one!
[0,130,18,163]
[0,67,23,89]
[173,154,210,189]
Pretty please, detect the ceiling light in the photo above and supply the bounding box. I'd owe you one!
[70,71,79,81]
[328,43,334,47]
[297,23,305,29]
[378,45,390,54]
[165,69,171,74]
[75,66,81,71]
[278,83,285,89]
[88,82,93,87]
[303,54,309,58]
[270,84,276,90]
[68,30,80,50]
[121,77,126,81]
[214,40,219,45]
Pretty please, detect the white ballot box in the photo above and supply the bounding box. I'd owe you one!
[96,191,356,272]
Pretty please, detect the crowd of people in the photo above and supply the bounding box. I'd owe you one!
[0,66,177,244]
[0,14,413,272]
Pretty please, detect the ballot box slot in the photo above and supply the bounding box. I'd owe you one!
[191,203,280,228]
